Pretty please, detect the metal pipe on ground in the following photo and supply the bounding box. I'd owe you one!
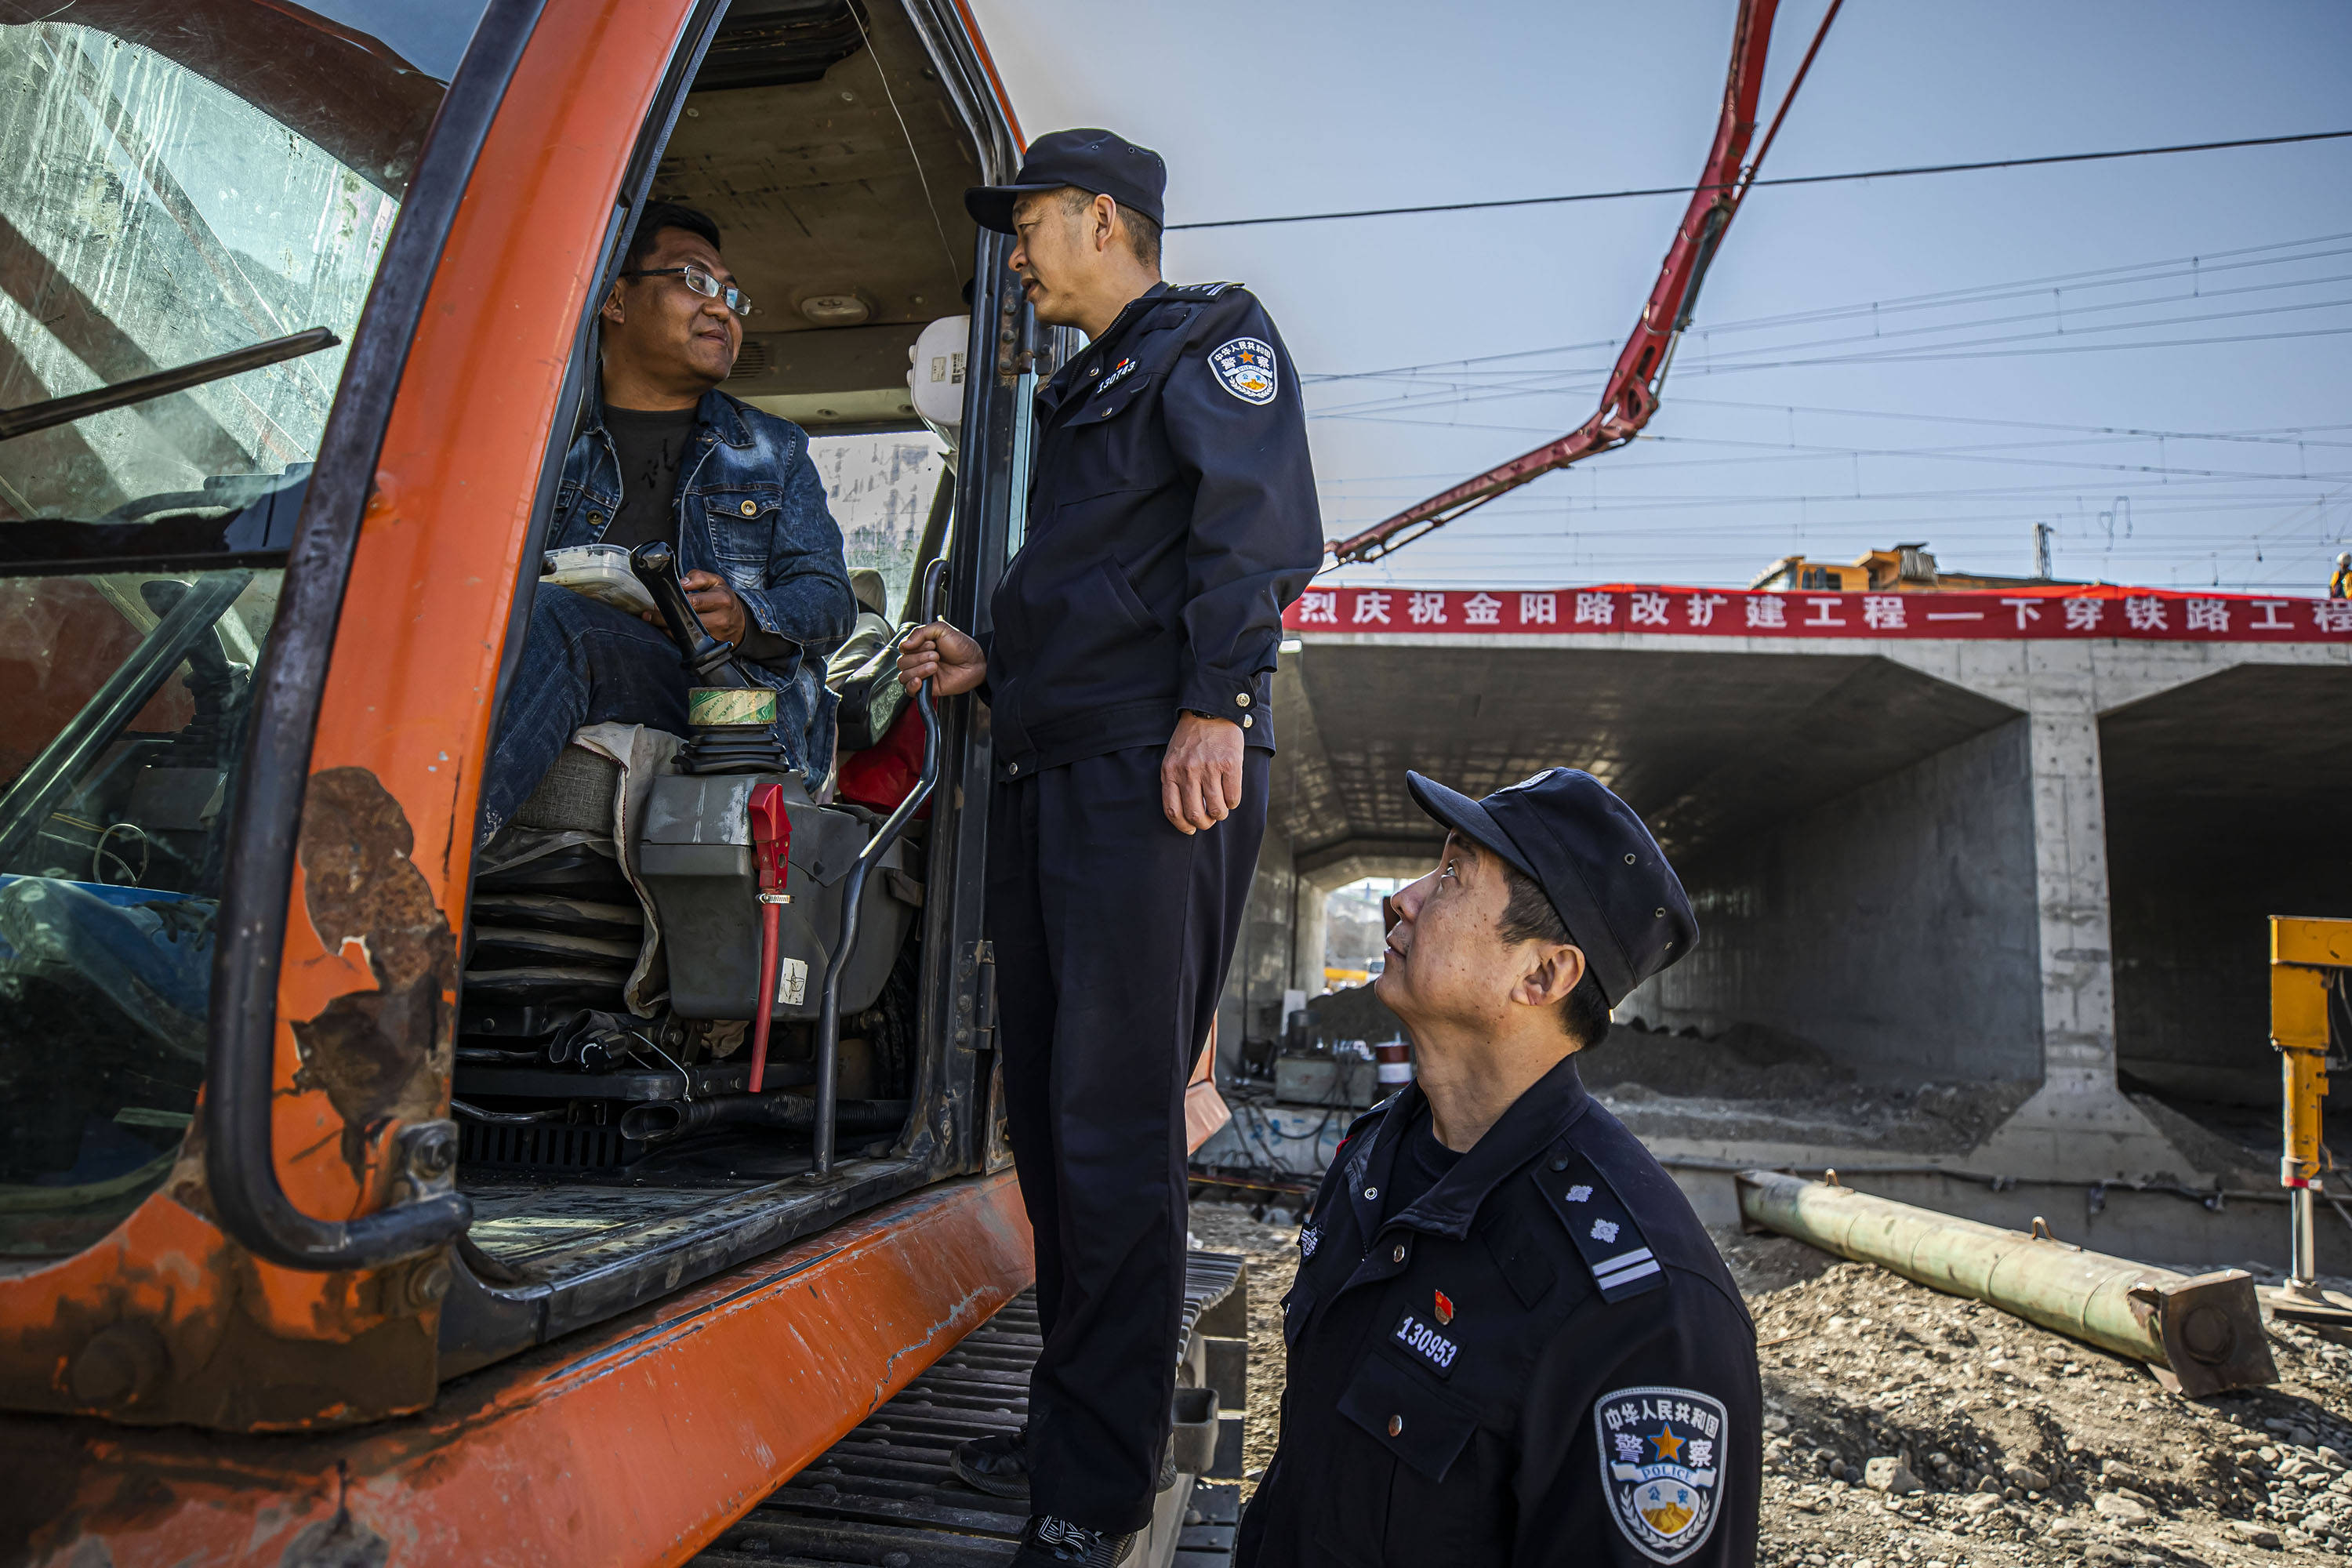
[1736,1169,2278,1397]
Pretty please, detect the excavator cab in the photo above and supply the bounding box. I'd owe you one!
[0,0,1052,1489]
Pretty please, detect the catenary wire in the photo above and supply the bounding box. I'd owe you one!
[1302,231,2352,387]
[1306,284,2352,419]
[1167,129,2352,232]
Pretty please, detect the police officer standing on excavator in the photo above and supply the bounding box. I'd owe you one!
[897,130,1320,1566]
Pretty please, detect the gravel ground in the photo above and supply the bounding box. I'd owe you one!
[1186,1200,2352,1560]
[1188,1200,1302,1505]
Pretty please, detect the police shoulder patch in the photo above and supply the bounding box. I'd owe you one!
[1595,1385,1730,1563]
[1209,336,1278,405]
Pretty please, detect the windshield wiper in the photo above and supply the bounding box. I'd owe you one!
[0,327,340,444]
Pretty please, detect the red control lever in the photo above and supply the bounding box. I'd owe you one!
[746,782,792,1092]
[750,782,791,895]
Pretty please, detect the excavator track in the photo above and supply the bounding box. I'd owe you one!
[693,1251,1248,1567]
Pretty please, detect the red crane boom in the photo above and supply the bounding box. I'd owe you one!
[1327,0,1841,566]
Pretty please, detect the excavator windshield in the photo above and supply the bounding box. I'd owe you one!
[0,1,486,1258]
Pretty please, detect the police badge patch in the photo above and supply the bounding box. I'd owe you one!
[1594,1386,1729,1564]
[1209,336,1278,405]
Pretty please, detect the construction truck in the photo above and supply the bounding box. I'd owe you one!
[0,1,1150,1559]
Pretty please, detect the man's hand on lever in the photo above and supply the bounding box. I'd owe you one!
[897,620,988,697]
[643,568,748,646]
[1162,713,1243,836]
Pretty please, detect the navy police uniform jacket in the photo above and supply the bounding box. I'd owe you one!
[981,281,1322,780]
[1236,1055,1761,1568]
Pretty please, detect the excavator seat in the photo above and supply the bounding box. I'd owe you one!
[453,729,922,1174]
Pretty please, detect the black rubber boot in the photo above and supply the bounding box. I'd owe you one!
[1007,1515,1137,1566]
[950,1424,1031,1499]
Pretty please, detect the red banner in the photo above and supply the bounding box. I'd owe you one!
[1285,584,2352,643]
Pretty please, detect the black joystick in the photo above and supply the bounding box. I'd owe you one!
[630,540,754,689]
[629,541,789,774]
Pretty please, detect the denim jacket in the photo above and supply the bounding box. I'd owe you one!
[548,390,857,772]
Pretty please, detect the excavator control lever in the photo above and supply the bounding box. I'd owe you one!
[630,539,756,688]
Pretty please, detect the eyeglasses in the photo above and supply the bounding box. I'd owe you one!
[622,263,754,318]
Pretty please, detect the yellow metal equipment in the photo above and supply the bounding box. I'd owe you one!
[2272,916,2350,1304]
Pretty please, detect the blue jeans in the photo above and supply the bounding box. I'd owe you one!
[477,589,694,848]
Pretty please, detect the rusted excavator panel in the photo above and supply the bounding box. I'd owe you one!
[0,767,458,1434]
[1,1173,1033,1566]
[290,767,459,1181]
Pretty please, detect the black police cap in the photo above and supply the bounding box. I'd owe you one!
[965,128,1167,234]
[1405,768,1698,1009]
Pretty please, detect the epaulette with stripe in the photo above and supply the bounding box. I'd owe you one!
[1533,1140,1665,1303]
[1162,281,1243,298]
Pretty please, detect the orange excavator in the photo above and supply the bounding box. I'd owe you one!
[0,0,1810,1560]
[0,0,1083,1559]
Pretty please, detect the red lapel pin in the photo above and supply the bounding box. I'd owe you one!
[1433,1290,1454,1326]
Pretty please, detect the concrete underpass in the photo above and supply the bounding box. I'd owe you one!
[1210,584,2352,1270]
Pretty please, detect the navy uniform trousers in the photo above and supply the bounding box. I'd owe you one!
[986,742,1270,1534]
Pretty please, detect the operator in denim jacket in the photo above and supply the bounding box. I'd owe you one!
[478,202,855,846]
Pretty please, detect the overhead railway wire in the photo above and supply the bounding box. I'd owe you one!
[1309,254,2352,403]
[1308,484,2349,553]
[1315,473,2343,516]
[1308,432,2352,494]
[1312,421,2352,478]
[1302,504,2348,562]
[1308,418,2352,494]
[1309,515,2338,550]
[1306,284,2352,421]
[1512,432,2351,483]
[1323,517,2343,554]
[1307,313,2352,420]
[1301,231,2352,390]
[1295,231,2349,589]
[1315,495,2352,579]
[1166,129,2352,234]
[1665,400,2352,449]
[1314,321,2352,430]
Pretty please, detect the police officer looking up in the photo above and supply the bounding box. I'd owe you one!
[898,129,1322,1566]
[1236,769,1762,1568]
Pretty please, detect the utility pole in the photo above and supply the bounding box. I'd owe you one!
[2034,521,2054,579]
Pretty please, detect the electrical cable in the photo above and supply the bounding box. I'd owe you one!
[1304,230,2352,387]
[1167,129,2352,233]
[1669,399,2352,448]
[1307,322,2352,428]
[846,6,960,278]
[1308,286,2352,420]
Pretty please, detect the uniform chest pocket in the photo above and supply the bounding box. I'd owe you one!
[1071,366,1163,426]
[1338,1350,1482,1483]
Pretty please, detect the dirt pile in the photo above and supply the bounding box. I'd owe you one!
[1190,1199,2352,1561]
[1587,1018,1851,1099]
[1722,1229,2352,1564]
[1595,1076,2041,1153]
[1295,1004,2032,1153]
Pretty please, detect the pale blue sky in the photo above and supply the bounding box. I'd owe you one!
[967,0,2351,591]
